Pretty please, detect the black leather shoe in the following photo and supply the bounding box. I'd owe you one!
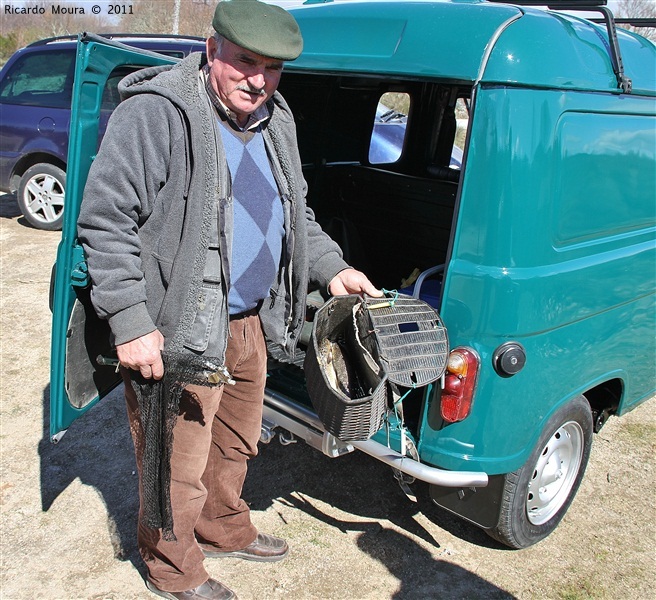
[146,578,237,600]
[201,532,289,562]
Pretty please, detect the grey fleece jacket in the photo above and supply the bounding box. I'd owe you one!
[77,52,347,362]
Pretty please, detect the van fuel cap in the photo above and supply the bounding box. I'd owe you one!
[493,342,526,377]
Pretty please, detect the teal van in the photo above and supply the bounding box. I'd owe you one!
[50,0,656,549]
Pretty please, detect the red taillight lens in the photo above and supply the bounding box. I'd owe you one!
[440,347,480,423]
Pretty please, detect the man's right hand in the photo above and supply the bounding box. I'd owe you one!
[116,330,165,380]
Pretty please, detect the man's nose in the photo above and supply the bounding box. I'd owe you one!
[248,71,266,91]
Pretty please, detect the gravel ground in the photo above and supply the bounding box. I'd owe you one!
[1,192,654,600]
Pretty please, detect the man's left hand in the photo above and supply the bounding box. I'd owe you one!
[328,268,383,297]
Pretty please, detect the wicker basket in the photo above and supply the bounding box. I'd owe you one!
[304,295,387,441]
[304,294,448,442]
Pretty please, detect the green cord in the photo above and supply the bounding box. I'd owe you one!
[386,383,416,432]
[380,288,400,307]
[394,385,415,406]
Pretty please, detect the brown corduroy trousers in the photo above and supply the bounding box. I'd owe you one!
[123,312,267,592]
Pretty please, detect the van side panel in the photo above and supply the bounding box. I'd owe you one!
[553,112,655,245]
[419,86,656,474]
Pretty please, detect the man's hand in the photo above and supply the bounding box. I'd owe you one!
[328,268,383,298]
[116,330,165,380]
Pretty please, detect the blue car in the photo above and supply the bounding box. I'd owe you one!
[0,34,206,230]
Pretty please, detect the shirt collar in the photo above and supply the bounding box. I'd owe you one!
[201,65,271,132]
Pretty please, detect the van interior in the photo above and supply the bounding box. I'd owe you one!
[281,74,469,291]
[268,73,472,435]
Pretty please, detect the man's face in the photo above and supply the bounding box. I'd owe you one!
[206,36,283,126]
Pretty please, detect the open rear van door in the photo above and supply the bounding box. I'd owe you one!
[49,34,177,441]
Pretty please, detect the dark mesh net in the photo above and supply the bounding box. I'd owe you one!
[130,351,225,542]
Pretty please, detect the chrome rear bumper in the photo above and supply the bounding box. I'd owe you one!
[262,388,488,488]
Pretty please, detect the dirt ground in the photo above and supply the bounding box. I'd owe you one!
[1,191,654,600]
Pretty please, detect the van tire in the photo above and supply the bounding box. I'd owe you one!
[486,395,593,549]
[17,163,66,231]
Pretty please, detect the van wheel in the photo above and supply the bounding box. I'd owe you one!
[487,395,593,549]
[17,163,66,230]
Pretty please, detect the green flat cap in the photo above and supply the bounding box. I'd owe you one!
[213,0,303,61]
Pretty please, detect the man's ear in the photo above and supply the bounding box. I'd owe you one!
[206,36,217,64]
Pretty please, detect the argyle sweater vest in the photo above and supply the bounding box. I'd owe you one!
[219,121,284,315]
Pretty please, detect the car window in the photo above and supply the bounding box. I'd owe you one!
[369,91,410,165]
[156,51,185,58]
[0,50,75,108]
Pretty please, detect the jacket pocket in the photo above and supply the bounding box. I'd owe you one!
[184,285,222,352]
[152,252,174,288]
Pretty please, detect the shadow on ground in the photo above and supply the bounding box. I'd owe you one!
[39,382,512,597]
[0,192,21,218]
[39,384,145,577]
[247,436,513,597]
[0,192,42,229]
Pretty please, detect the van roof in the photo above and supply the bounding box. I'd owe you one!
[288,0,655,96]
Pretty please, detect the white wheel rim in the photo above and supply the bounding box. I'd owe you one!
[526,420,584,525]
[24,173,65,224]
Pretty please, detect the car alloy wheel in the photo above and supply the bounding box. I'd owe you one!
[17,163,66,231]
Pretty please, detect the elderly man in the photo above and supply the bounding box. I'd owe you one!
[77,1,381,599]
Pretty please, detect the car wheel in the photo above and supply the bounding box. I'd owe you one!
[487,395,593,549]
[17,163,66,230]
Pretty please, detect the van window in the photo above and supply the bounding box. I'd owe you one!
[101,66,144,111]
[369,92,410,164]
[453,97,469,169]
[0,50,75,108]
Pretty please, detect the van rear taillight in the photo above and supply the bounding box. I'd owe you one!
[440,347,480,423]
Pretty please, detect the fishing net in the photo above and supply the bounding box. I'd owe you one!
[130,351,226,541]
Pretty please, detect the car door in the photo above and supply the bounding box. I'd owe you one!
[0,47,75,189]
[49,34,177,441]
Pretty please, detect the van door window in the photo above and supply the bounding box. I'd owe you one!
[369,91,410,164]
[101,66,143,111]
